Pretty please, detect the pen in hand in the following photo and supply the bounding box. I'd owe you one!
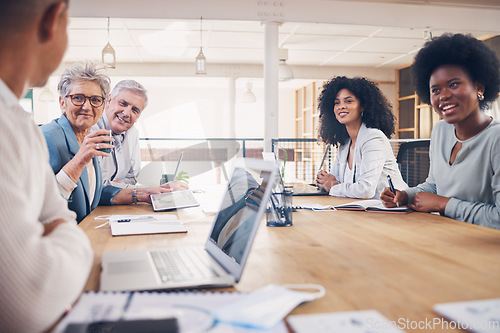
[387,175,396,194]
[387,175,399,207]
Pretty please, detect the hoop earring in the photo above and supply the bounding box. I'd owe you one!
[478,92,485,101]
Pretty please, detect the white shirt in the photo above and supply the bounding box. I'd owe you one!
[0,79,92,332]
[94,115,141,188]
[54,157,96,203]
[87,159,96,204]
[329,123,407,199]
[342,161,355,185]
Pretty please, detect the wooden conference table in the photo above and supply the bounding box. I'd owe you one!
[79,194,500,332]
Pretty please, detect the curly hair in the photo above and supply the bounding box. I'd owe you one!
[411,33,500,109]
[318,76,395,147]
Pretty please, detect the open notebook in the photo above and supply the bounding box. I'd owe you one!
[334,199,412,213]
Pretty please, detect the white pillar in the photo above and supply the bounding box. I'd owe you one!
[264,21,279,152]
[228,77,236,138]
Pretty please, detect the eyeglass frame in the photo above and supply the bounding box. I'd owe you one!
[65,94,106,108]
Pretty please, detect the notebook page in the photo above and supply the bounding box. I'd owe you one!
[110,217,187,236]
[56,291,288,333]
[54,292,130,333]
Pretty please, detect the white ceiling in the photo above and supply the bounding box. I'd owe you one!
[64,18,498,69]
[63,0,500,75]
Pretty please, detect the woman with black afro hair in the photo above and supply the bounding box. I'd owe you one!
[381,33,500,230]
[315,76,406,199]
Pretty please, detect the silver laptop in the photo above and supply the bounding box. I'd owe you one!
[100,158,277,291]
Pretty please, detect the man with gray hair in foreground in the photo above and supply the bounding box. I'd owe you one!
[0,0,92,331]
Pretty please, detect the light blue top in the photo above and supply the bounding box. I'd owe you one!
[41,115,122,223]
[405,119,500,229]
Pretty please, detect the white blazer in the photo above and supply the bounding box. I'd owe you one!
[329,123,407,199]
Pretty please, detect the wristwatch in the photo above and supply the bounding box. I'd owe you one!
[132,189,138,204]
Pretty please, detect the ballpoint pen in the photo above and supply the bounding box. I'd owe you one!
[387,175,399,207]
[269,192,282,222]
[173,152,183,181]
[117,216,155,222]
[387,175,396,195]
[316,145,330,176]
[95,215,155,228]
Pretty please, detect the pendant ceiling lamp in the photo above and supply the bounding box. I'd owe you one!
[241,82,257,103]
[278,48,294,82]
[102,17,116,68]
[196,17,207,75]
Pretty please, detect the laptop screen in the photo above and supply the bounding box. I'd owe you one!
[208,162,273,265]
[262,152,285,193]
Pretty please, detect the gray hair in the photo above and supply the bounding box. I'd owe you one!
[57,61,111,104]
[110,80,148,109]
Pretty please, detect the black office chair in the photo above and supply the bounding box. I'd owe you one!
[396,140,430,187]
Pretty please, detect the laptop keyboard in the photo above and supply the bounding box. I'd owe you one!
[150,248,222,283]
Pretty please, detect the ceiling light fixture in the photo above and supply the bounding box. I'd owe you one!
[102,17,116,69]
[196,17,207,75]
[241,82,257,103]
[278,48,294,82]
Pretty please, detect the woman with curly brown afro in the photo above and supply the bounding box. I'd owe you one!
[315,76,406,199]
[380,33,500,229]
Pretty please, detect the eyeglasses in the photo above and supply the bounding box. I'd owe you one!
[66,94,105,108]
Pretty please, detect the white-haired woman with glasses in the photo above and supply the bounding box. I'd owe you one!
[42,62,173,223]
